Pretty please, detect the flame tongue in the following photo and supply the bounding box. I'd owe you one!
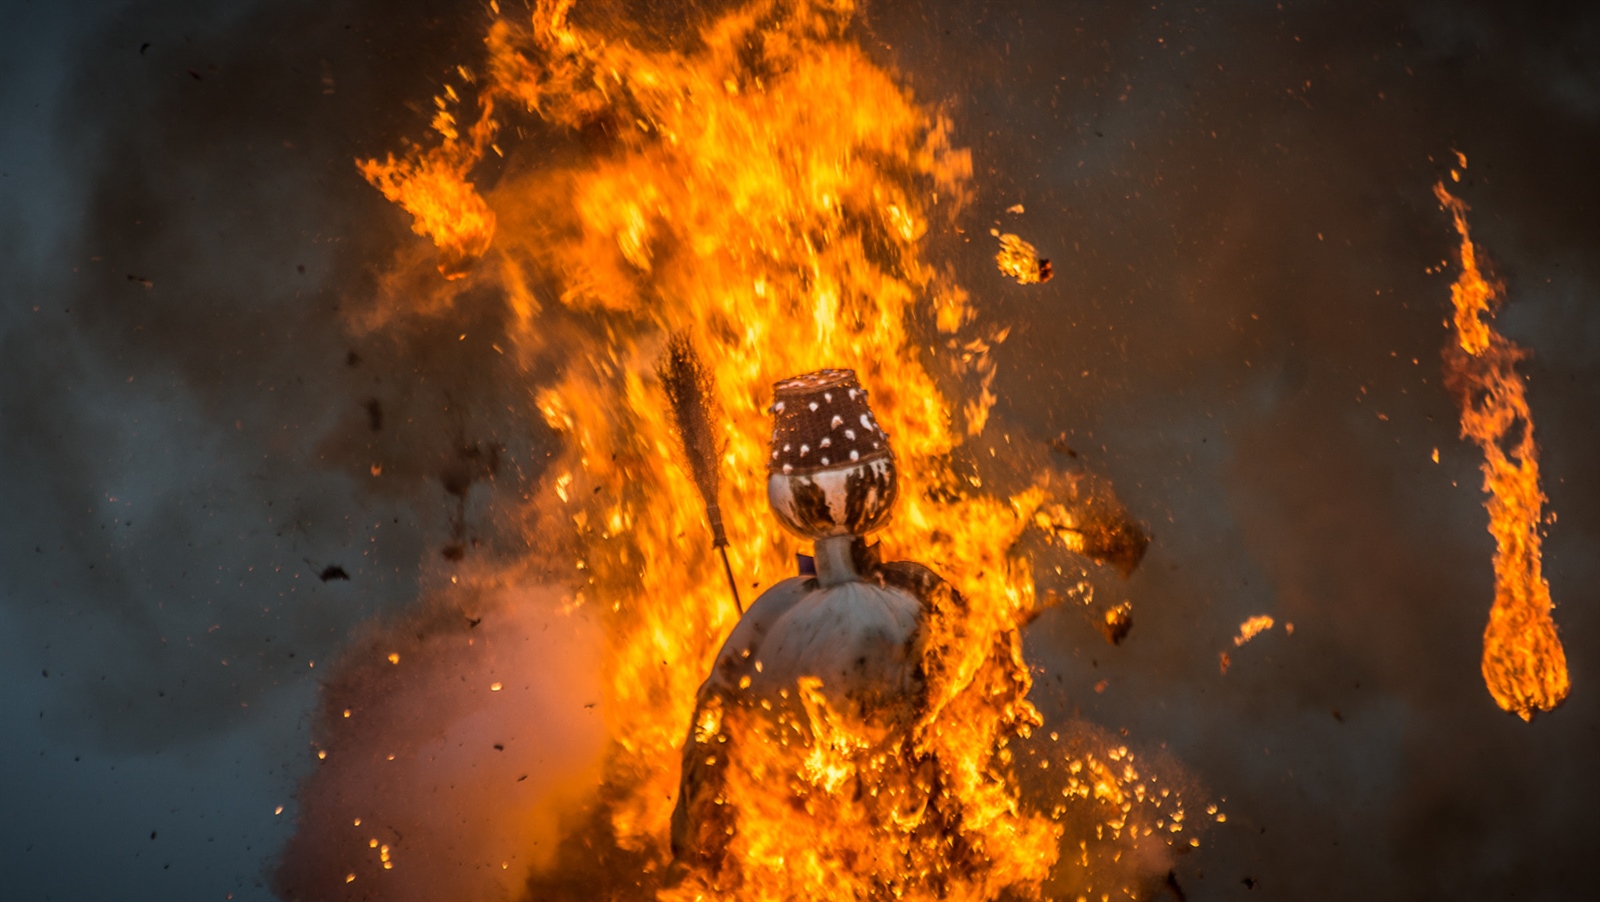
[1435,177,1571,721]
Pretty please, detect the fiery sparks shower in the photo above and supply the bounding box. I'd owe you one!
[1434,174,1570,721]
[289,1,1191,899]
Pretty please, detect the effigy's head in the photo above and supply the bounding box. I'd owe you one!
[766,369,898,539]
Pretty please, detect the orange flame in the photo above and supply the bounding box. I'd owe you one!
[354,0,1191,897]
[357,85,498,280]
[1434,176,1570,721]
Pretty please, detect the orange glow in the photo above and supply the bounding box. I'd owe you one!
[359,0,1190,897]
[1435,177,1570,721]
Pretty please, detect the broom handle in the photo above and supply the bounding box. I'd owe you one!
[706,503,744,614]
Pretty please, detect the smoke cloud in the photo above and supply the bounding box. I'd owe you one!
[274,579,605,901]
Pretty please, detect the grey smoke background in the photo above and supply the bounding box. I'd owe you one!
[1,1,1595,900]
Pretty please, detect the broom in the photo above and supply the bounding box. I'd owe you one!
[657,333,743,615]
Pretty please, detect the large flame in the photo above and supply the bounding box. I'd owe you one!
[1434,173,1570,721]
[346,0,1195,898]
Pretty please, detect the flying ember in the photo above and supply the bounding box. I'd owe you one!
[303,0,1197,898]
[1434,170,1570,721]
[993,230,1053,285]
[1232,615,1275,647]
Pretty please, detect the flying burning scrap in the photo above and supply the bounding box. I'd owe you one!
[1434,169,1570,721]
[993,229,1053,285]
[1233,615,1275,647]
[1219,616,1293,675]
[1100,601,1134,646]
[281,1,1195,899]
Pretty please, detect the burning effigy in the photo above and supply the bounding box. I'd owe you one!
[276,2,1203,900]
[670,368,1044,898]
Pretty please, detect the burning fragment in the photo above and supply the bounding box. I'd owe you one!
[1233,614,1275,647]
[993,229,1053,284]
[1222,615,1276,673]
[1435,177,1570,721]
[1099,601,1133,646]
[1026,477,1150,578]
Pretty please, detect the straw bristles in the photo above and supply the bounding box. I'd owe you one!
[657,333,727,547]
